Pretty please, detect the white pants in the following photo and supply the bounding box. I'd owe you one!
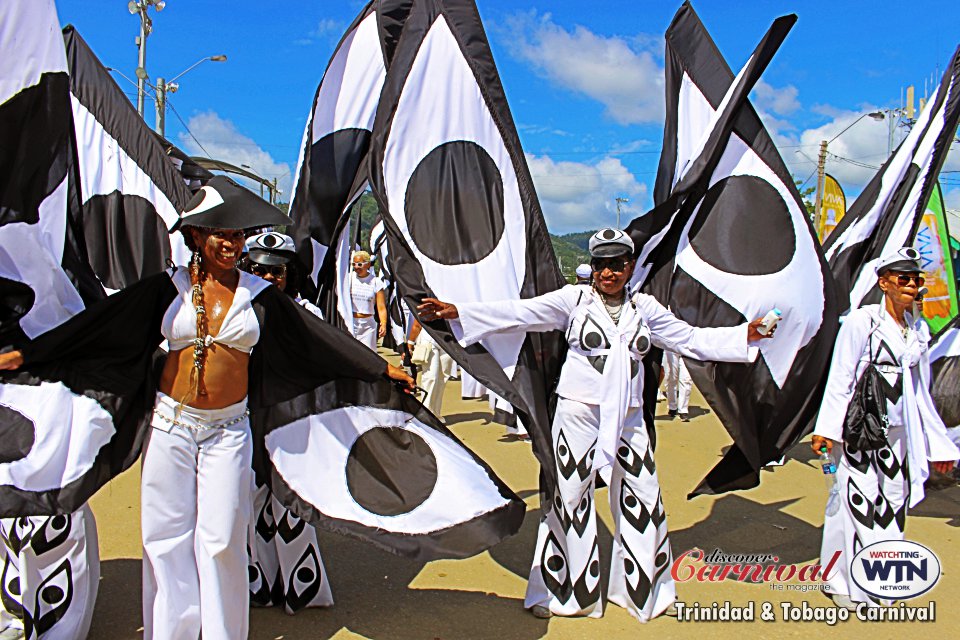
[142,393,253,640]
[248,480,333,613]
[525,398,675,621]
[420,341,454,418]
[460,371,486,399]
[821,426,909,605]
[663,351,691,414]
[352,316,378,351]
[0,505,99,640]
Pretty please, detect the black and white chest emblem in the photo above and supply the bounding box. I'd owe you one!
[579,315,610,374]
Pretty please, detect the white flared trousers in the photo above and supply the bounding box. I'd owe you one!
[663,351,691,414]
[419,341,454,418]
[351,316,378,351]
[525,398,675,622]
[141,393,253,640]
[820,425,909,606]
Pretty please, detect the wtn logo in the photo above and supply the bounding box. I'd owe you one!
[852,541,940,600]
[861,559,927,582]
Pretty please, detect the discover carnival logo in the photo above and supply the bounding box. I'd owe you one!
[850,540,941,600]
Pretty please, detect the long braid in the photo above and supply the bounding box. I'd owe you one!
[190,248,209,397]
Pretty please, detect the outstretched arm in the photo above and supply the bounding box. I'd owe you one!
[419,287,577,347]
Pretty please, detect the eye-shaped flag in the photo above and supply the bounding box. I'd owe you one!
[367,0,567,498]
[931,315,960,429]
[824,46,960,315]
[626,2,839,496]
[0,2,103,346]
[63,27,193,289]
[258,381,524,561]
[288,0,413,299]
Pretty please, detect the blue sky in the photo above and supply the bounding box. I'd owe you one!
[57,0,960,234]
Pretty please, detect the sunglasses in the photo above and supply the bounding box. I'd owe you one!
[352,261,371,267]
[590,257,630,273]
[250,264,287,277]
[889,273,924,287]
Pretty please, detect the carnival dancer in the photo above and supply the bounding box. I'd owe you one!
[0,177,414,640]
[418,228,773,622]
[349,251,388,351]
[240,232,332,613]
[812,247,958,609]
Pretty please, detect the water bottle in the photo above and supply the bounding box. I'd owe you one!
[820,446,840,516]
[758,308,782,336]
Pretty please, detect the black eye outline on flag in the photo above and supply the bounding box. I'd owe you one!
[372,7,531,375]
[671,130,824,392]
[0,382,115,495]
[289,1,414,295]
[263,405,521,560]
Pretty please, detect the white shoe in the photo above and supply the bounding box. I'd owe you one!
[830,593,858,611]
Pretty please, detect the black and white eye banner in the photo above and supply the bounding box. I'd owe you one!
[626,3,838,495]
[0,382,115,496]
[823,45,960,314]
[64,27,193,288]
[931,316,960,429]
[368,0,567,498]
[261,386,524,561]
[377,14,527,372]
[0,1,89,340]
[289,1,412,293]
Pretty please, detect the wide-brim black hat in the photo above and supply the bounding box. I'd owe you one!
[173,175,292,230]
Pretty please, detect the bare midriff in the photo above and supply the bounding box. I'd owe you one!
[158,344,250,409]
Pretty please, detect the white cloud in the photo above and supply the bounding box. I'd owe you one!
[177,111,292,201]
[294,18,344,46]
[753,80,800,116]
[525,153,648,233]
[503,12,663,125]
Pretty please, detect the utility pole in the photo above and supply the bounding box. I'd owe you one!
[615,197,629,229]
[154,77,166,136]
[813,140,828,231]
[135,10,149,115]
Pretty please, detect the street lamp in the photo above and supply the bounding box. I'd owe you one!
[128,0,165,116]
[615,197,629,229]
[155,55,227,138]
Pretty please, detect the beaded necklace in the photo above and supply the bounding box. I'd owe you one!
[598,289,626,325]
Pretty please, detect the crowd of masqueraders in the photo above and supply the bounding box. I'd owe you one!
[1,196,955,638]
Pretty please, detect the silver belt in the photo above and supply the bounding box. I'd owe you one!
[153,408,249,432]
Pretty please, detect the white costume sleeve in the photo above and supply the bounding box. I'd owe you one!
[812,310,873,442]
[455,286,578,347]
[632,293,756,362]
